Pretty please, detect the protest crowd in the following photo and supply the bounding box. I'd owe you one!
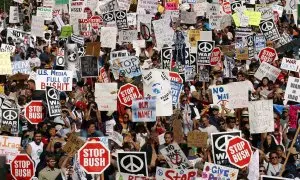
[0,0,300,179]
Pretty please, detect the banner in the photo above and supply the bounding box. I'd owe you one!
[160,143,191,169]
[284,76,300,104]
[35,69,73,91]
[95,83,118,111]
[280,57,300,72]
[155,167,197,180]
[12,60,31,75]
[46,86,61,117]
[0,52,12,75]
[132,97,156,122]
[249,100,274,134]
[202,162,239,180]
[142,69,172,116]
[80,56,98,77]
[211,131,241,166]
[0,135,21,164]
[1,108,19,134]
[6,28,31,44]
[254,62,281,82]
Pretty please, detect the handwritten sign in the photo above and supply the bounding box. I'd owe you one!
[202,162,239,180]
[187,130,208,148]
[132,97,156,122]
[62,133,85,156]
[0,52,12,75]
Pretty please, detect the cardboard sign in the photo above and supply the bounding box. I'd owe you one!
[258,47,277,63]
[95,83,118,111]
[261,175,294,180]
[254,62,281,82]
[172,118,184,144]
[197,41,215,65]
[280,57,300,72]
[211,131,241,166]
[160,143,191,169]
[161,47,172,70]
[187,130,208,148]
[155,167,197,180]
[202,162,239,180]
[284,76,300,104]
[46,86,61,117]
[117,152,148,176]
[0,52,12,75]
[142,69,172,116]
[80,56,98,77]
[1,109,19,134]
[0,135,21,164]
[259,19,280,41]
[36,69,73,91]
[132,97,156,122]
[9,6,19,23]
[12,60,31,75]
[62,133,85,156]
[249,100,274,134]
[37,7,53,20]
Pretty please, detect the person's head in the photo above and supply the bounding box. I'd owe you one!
[164,131,173,145]
[237,72,245,81]
[259,166,266,175]
[25,88,32,97]
[48,126,56,137]
[184,86,190,95]
[201,115,210,127]
[33,131,42,145]
[211,105,219,116]
[269,151,279,165]
[276,145,284,157]
[119,72,125,82]
[46,155,56,168]
[181,95,189,105]
[123,113,129,123]
[27,79,35,90]
[30,50,37,58]
[262,77,269,86]
[226,114,236,129]
[87,122,96,134]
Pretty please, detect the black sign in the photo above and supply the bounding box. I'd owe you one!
[230,1,242,13]
[1,108,19,134]
[161,47,172,69]
[46,86,61,117]
[211,131,241,167]
[259,19,280,41]
[197,41,215,65]
[198,65,210,82]
[117,152,148,176]
[276,38,300,53]
[80,56,98,77]
[189,52,197,74]
[246,34,254,58]
[102,11,115,23]
[115,10,128,29]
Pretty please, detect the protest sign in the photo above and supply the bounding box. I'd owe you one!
[0,135,21,164]
[202,162,239,180]
[137,0,158,14]
[119,30,138,43]
[284,76,300,104]
[255,34,266,53]
[86,42,101,57]
[132,97,156,122]
[60,25,73,38]
[35,69,73,91]
[227,82,249,108]
[181,11,197,24]
[197,41,215,65]
[127,13,137,27]
[71,34,85,45]
[280,57,300,72]
[188,29,200,48]
[142,69,172,116]
[246,34,255,58]
[0,44,15,55]
[248,100,274,134]
[118,83,142,107]
[118,0,131,11]
[223,56,235,78]
[117,152,148,176]
[211,131,241,166]
[116,173,154,180]
[198,65,210,82]
[99,67,110,83]
[187,130,208,148]
[110,50,128,60]
[259,47,277,63]
[56,48,65,67]
[211,85,230,107]
[12,60,31,75]
[152,18,174,50]
[0,52,12,75]
[37,7,53,20]
[70,0,84,14]
[209,15,222,30]
[254,62,281,82]
[206,3,221,17]
[155,167,197,180]
[161,47,172,69]
[210,47,221,66]
[236,47,249,60]
[31,16,45,37]
[108,131,123,147]
[160,143,191,169]
[115,10,128,29]
[119,56,141,78]
[80,56,98,77]
[96,0,118,14]
[62,133,85,156]
[9,6,19,23]
[6,28,31,44]
[1,108,19,134]
[79,18,92,37]
[185,66,195,82]
[101,27,118,49]
[46,86,61,117]
[259,19,280,41]
[95,83,118,111]
[171,80,182,105]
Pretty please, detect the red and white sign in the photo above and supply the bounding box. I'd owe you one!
[11,154,34,180]
[169,71,183,83]
[156,167,197,180]
[226,136,252,168]
[210,47,222,66]
[222,2,232,14]
[99,67,110,83]
[118,83,142,107]
[258,47,277,63]
[89,15,103,31]
[24,101,43,124]
[78,141,110,174]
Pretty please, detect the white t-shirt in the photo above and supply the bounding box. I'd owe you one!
[28,57,41,68]
[264,161,282,176]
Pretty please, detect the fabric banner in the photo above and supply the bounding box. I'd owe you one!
[132,97,156,122]
[95,83,118,111]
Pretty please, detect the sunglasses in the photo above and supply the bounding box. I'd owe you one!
[270,156,278,159]
[259,169,265,172]
[124,116,129,118]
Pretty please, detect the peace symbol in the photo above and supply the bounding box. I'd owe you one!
[48,88,59,100]
[3,109,18,120]
[115,11,126,20]
[261,21,274,31]
[215,134,235,152]
[57,56,65,66]
[290,0,295,9]
[78,46,86,57]
[163,49,172,59]
[185,49,189,59]
[157,169,163,176]
[231,3,241,11]
[198,42,213,52]
[103,12,114,22]
[247,36,253,46]
[120,155,143,173]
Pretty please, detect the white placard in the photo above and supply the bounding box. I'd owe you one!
[101,26,118,50]
[31,16,45,37]
[280,57,300,72]
[254,62,281,82]
[37,7,53,20]
[152,18,174,50]
[95,83,118,111]
[9,6,19,24]
[284,76,300,104]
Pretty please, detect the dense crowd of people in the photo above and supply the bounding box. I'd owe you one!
[0,0,299,179]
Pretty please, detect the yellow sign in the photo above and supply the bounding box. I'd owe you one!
[232,13,240,27]
[188,29,201,47]
[60,25,73,38]
[244,10,261,26]
[0,84,4,94]
[0,52,12,75]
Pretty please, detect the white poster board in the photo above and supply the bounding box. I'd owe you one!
[95,83,118,111]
